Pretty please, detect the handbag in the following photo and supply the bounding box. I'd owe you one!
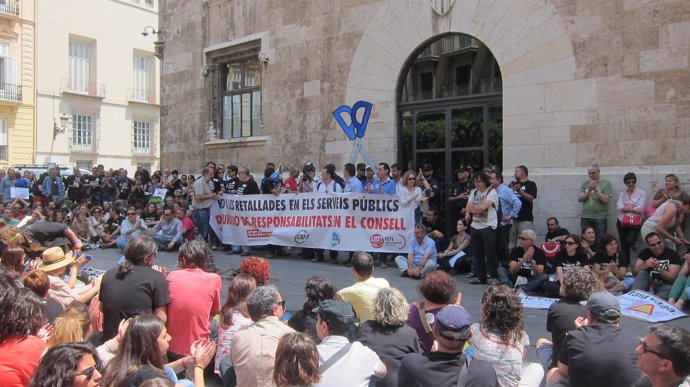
[621,213,642,228]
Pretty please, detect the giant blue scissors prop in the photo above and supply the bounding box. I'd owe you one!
[332,100,377,168]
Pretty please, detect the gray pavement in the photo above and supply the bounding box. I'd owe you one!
[88,246,690,362]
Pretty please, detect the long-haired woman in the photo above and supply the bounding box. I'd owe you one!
[215,273,257,374]
[273,332,321,387]
[30,342,102,387]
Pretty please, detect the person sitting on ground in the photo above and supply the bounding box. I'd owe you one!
[633,324,690,387]
[29,342,103,387]
[631,232,681,300]
[357,288,421,387]
[593,234,634,292]
[543,234,590,298]
[165,239,221,375]
[37,247,101,307]
[115,208,147,252]
[395,224,437,279]
[406,271,461,353]
[580,226,598,259]
[668,248,690,309]
[273,332,321,387]
[0,282,47,387]
[22,269,64,324]
[336,251,390,324]
[497,229,547,293]
[546,291,641,387]
[313,300,387,387]
[0,245,28,286]
[230,285,294,387]
[215,273,256,375]
[98,236,169,342]
[535,268,601,371]
[437,219,472,275]
[150,208,184,252]
[399,305,498,387]
[289,276,337,340]
[470,285,543,387]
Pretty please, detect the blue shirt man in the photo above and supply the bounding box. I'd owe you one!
[371,163,397,195]
[395,225,438,278]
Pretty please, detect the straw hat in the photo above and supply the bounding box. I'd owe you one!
[37,247,75,272]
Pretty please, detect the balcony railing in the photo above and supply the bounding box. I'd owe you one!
[61,78,106,98]
[0,83,21,102]
[132,145,153,156]
[0,0,19,17]
[127,88,156,104]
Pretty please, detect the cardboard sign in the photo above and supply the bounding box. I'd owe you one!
[10,187,29,200]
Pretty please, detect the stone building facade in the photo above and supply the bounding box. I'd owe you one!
[159,0,690,237]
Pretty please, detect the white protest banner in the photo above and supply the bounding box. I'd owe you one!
[518,293,560,310]
[209,192,415,253]
[10,187,29,200]
[619,290,687,322]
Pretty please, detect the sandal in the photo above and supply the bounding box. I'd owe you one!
[466,273,477,278]
[470,278,486,285]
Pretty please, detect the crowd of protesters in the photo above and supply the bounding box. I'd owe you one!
[1,160,690,386]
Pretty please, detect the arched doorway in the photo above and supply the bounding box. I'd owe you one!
[397,33,502,232]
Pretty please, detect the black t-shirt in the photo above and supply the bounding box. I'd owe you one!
[398,351,498,387]
[65,175,83,199]
[143,213,159,227]
[515,179,537,221]
[117,177,134,199]
[357,321,420,387]
[261,178,275,194]
[43,297,64,325]
[448,180,474,212]
[546,299,587,368]
[224,176,240,193]
[545,228,570,242]
[99,265,170,341]
[236,179,259,195]
[81,174,99,192]
[592,251,630,270]
[637,247,681,284]
[558,324,641,387]
[106,215,125,234]
[555,251,589,276]
[287,308,318,341]
[509,246,546,279]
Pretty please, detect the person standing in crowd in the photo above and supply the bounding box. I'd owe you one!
[508,165,537,249]
[420,164,441,210]
[1,167,16,204]
[633,324,690,387]
[466,171,500,285]
[490,171,522,263]
[313,300,387,387]
[337,251,390,323]
[230,285,294,387]
[641,194,690,250]
[166,239,221,378]
[395,224,437,279]
[116,169,134,204]
[191,167,217,244]
[283,166,300,193]
[313,164,343,264]
[356,163,367,185]
[616,172,647,259]
[631,232,681,300]
[42,168,66,205]
[99,236,169,342]
[447,165,474,231]
[546,291,641,387]
[231,166,260,256]
[369,162,397,267]
[577,163,613,240]
[648,174,686,213]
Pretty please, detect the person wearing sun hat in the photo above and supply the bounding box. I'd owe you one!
[38,246,100,307]
[398,305,498,387]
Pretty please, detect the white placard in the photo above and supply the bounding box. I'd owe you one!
[10,187,29,199]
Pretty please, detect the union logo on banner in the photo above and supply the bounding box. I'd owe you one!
[627,304,655,316]
[430,0,455,16]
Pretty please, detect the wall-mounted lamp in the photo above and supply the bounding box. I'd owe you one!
[141,26,161,37]
[54,113,70,137]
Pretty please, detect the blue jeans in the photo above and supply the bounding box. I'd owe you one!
[497,266,547,292]
[193,208,211,240]
[581,217,607,241]
[116,238,128,252]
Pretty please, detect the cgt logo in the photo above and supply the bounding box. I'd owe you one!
[370,234,384,249]
[294,230,309,244]
[247,229,272,239]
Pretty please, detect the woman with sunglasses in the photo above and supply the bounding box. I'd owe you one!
[399,170,430,224]
[30,342,102,387]
[616,172,646,259]
[544,235,590,298]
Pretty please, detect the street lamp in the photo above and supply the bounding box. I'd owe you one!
[141,26,160,37]
[54,113,70,137]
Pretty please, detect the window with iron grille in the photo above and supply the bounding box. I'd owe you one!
[71,114,93,147]
[133,121,151,151]
[220,60,261,139]
[76,160,92,170]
